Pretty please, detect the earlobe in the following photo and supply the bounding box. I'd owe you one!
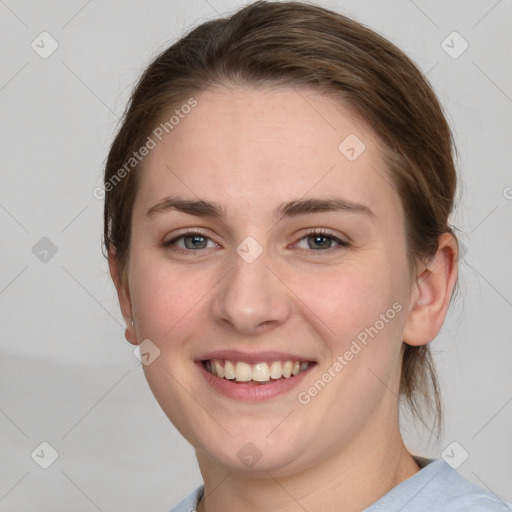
[124,318,138,346]
[403,232,458,347]
[108,248,139,346]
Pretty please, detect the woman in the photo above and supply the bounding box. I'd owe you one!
[103,2,510,510]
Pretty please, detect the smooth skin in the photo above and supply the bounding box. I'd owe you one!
[109,85,458,512]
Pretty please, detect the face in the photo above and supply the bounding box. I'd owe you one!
[123,85,417,475]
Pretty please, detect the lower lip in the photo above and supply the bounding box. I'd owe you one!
[197,361,315,402]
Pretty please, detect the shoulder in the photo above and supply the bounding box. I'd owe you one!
[428,460,511,511]
[168,485,204,512]
[365,459,511,511]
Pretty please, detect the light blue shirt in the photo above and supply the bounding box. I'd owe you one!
[169,458,511,511]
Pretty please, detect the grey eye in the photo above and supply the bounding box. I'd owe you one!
[295,230,347,251]
[307,234,335,250]
[183,235,209,249]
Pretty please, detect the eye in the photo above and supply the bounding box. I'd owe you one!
[163,230,218,253]
[295,229,349,251]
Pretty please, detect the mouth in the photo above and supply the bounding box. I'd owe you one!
[202,359,313,385]
[196,350,317,401]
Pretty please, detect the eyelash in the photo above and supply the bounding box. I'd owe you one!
[163,228,349,255]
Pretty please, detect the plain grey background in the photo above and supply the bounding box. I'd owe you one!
[1,0,511,510]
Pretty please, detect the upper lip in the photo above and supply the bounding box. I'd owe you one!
[198,350,315,365]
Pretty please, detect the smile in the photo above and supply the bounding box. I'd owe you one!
[203,359,311,384]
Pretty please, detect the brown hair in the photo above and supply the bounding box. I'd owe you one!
[103,1,458,433]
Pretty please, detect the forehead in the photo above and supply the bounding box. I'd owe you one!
[135,85,400,223]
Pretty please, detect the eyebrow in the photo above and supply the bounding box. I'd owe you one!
[146,196,375,221]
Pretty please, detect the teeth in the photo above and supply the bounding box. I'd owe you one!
[214,360,224,378]
[235,362,252,382]
[270,361,283,379]
[204,359,311,382]
[282,361,293,378]
[252,362,270,382]
[224,360,235,380]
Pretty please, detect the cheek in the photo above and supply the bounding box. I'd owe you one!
[287,258,405,346]
[287,257,408,415]
[128,253,217,441]
[270,261,407,458]
[128,252,215,350]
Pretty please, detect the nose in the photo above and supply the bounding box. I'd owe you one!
[211,250,292,335]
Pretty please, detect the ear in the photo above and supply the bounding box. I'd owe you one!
[108,248,138,346]
[403,232,458,347]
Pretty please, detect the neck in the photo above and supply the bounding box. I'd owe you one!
[195,418,420,512]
